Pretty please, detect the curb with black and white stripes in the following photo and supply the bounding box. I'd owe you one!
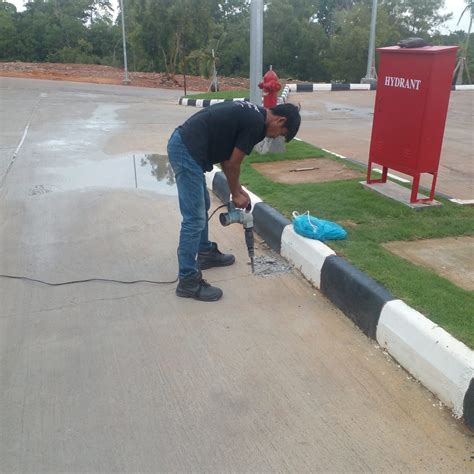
[205,165,474,430]
[179,97,250,108]
[179,95,286,108]
[179,82,473,107]
[286,82,474,92]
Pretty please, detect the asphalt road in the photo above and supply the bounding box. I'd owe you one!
[0,77,472,472]
[292,90,474,201]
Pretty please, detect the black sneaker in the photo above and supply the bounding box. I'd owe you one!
[198,243,235,270]
[176,271,223,301]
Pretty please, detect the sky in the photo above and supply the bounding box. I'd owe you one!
[6,0,472,33]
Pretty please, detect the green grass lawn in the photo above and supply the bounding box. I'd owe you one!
[240,140,474,348]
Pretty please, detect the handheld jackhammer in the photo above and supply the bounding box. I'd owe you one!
[219,202,255,273]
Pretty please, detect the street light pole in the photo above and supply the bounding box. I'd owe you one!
[250,0,263,105]
[362,0,377,84]
[119,0,130,84]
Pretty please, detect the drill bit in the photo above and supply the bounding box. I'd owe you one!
[244,227,255,275]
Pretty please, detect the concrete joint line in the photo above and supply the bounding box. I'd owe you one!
[1,94,42,188]
[206,166,474,428]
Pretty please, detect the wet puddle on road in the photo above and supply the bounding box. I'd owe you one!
[134,154,176,194]
[324,102,374,118]
[36,154,177,195]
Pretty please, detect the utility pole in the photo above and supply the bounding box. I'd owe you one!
[119,0,130,84]
[250,0,263,105]
[361,0,377,84]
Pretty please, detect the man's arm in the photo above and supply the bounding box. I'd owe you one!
[220,147,250,208]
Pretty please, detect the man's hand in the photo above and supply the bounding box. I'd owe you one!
[232,190,250,209]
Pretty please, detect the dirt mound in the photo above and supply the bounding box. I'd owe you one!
[0,61,250,92]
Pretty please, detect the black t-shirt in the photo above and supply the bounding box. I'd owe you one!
[178,101,267,172]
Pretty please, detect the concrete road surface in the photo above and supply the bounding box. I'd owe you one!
[292,90,474,201]
[1,78,472,472]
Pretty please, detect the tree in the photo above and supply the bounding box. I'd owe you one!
[124,0,217,78]
[326,2,401,82]
[316,0,362,35]
[0,0,466,83]
[382,0,451,37]
[458,0,473,56]
[1,0,118,63]
[84,0,113,24]
[0,2,18,60]
[263,0,329,81]
[15,2,63,61]
[87,15,120,64]
[215,1,250,76]
[0,1,17,14]
[453,1,473,83]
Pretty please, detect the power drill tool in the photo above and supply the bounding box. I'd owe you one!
[219,202,255,273]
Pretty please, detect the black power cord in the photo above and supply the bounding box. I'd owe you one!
[0,274,179,286]
[207,203,227,221]
[0,204,229,287]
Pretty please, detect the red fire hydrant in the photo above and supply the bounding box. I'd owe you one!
[258,66,281,108]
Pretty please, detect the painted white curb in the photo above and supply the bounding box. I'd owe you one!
[205,166,219,190]
[376,299,474,417]
[313,83,332,91]
[449,198,474,205]
[349,83,372,90]
[321,148,346,159]
[241,185,263,211]
[281,225,335,289]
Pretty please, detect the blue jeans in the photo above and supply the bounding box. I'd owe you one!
[167,129,213,279]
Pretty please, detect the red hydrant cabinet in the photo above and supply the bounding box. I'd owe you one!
[367,46,458,203]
